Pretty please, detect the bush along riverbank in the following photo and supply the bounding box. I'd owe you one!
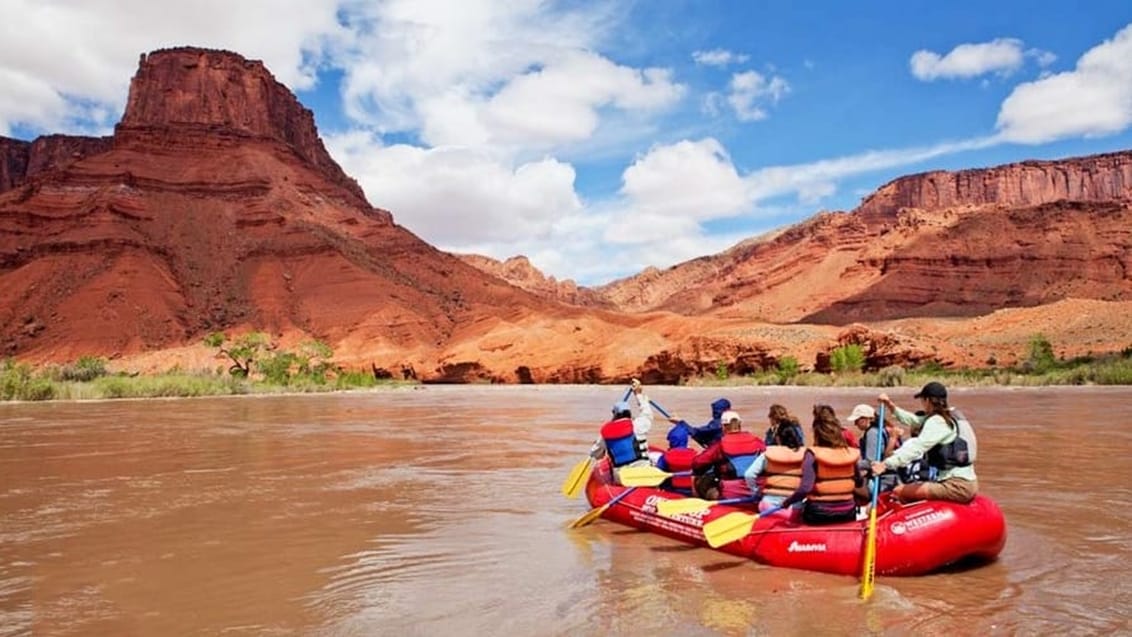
[4,334,1132,402]
[688,335,1132,388]
[1,333,413,402]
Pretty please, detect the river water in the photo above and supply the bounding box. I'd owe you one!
[1,385,1129,636]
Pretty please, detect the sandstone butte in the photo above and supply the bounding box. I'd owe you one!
[2,47,1131,384]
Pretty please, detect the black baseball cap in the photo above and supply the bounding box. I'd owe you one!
[914,381,947,400]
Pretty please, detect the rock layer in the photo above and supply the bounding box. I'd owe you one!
[2,46,1132,383]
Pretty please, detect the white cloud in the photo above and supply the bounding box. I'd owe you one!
[996,23,1132,144]
[910,38,1025,81]
[619,139,749,220]
[334,0,682,153]
[726,70,790,121]
[692,49,750,67]
[1026,48,1057,68]
[0,0,348,135]
[482,51,684,149]
[326,130,582,246]
[744,136,998,202]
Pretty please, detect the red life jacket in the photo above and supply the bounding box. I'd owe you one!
[662,447,696,490]
[600,417,646,467]
[717,431,765,479]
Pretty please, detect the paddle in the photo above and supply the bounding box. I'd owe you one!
[701,506,783,548]
[560,387,633,499]
[649,400,672,419]
[859,403,886,600]
[568,486,637,529]
[657,496,756,517]
[617,465,691,487]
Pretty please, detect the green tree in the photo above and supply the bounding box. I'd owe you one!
[776,356,800,381]
[1027,334,1056,373]
[205,332,270,377]
[714,360,730,381]
[830,344,866,373]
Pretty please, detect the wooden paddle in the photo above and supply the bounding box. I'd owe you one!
[560,388,633,499]
[859,403,886,600]
[701,506,782,548]
[616,465,690,487]
[656,496,755,517]
[568,487,637,528]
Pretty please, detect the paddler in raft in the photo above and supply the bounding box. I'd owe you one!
[589,379,656,484]
[689,410,766,503]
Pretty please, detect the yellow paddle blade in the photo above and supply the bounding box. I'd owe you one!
[616,465,674,487]
[858,505,879,599]
[657,498,714,517]
[568,503,609,528]
[560,457,593,499]
[703,511,758,548]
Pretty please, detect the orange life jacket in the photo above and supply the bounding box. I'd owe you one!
[808,446,860,501]
[761,445,806,497]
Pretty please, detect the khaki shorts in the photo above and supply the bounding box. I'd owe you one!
[895,477,978,504]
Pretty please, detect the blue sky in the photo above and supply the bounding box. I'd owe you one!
[3,1,1132,285]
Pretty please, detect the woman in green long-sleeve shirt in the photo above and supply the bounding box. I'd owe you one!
[870,381,979,504]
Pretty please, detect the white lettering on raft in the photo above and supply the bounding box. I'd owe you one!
[787,540,827,553]
[890,509,949,536]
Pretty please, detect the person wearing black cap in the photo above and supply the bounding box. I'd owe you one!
[870,381,979,503]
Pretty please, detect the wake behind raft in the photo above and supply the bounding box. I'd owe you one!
[580,456,1006,577]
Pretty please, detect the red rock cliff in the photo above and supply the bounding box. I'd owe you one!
[114,47,367,206]
[0,135,112,193]
[858,151,1132,220]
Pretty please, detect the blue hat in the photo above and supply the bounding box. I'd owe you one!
[666,425,689,449]
[612,401,632,417]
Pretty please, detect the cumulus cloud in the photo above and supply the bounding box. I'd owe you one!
[0,0,348,134]
[996,23,1132,144]
[910,38,1026,81]
[335,0,682,152]
[692,49,750,67]
[482,51,684,149]
[326,130,582,247]
[619,138,749,220]
[725,70,790,121]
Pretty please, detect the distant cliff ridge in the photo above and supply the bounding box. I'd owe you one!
[858,151,1132,219]
[0,135,113,193]
[1,45,1130,382]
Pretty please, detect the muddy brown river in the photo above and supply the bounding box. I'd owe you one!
[1,385,1129,635]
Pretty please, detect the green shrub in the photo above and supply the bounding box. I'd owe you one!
[335,370,378,389]
[1027,334,1057,373]
[714,361,729,381]
[56,356,109,382]
[830,344,866,373]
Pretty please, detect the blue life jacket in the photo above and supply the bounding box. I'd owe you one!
[601,417,645,467]
[720,432,765,479]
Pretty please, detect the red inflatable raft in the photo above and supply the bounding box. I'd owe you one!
[582,458,1006,576]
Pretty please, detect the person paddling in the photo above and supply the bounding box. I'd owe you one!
[870,382,978,504]
[665,397,733,448]
[690,410,765,501]
[656,424,695,495]
[591,379,655,483]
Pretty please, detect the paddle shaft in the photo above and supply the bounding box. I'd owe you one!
[859,404,887,599]
[570,486,637,528]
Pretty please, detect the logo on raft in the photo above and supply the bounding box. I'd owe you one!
[786,540,827,553]
[642,495,710,520]
[890,509,949,536]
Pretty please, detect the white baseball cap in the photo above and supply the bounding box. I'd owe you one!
[846,404,876,423]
